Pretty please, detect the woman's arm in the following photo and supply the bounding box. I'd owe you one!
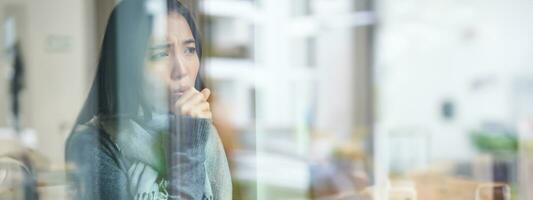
[167,116,212,200]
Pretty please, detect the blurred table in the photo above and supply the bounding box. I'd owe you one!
[361,174,510,200]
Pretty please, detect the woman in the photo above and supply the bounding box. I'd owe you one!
[65,0,231,199]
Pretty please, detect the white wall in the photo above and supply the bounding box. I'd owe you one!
[0,0,95,168]
[375,0,533,162]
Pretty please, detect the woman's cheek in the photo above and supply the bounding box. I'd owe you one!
[149,61,172,84]
[142,72,170,114]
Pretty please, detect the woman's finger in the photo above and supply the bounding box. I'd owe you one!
[179,93,204,114]
[189,103,211,118]
[175,87,196,106]
[196,102,210,112]
[200,88,211,101]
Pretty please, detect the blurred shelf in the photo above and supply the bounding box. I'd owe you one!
[289,11,376,37]
[200,0,262,22]
[204,58,318,84]
[201,0,376,35]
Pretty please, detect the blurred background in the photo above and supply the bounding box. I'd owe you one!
[1,0,533,199]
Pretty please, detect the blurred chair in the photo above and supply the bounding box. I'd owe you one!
[475,183,511,200]
[0,129,38,200]
[0,156,30,199]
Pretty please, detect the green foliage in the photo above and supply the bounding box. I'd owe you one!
[470,130,518,155]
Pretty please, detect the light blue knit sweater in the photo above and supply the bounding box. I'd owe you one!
[66,114,232,200]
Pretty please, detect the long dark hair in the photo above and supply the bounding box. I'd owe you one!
[73,0,203,125]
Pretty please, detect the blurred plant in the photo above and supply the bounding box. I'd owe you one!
[470,129,518,155]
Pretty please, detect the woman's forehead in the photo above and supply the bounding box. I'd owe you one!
[149,13,194,44]
[166,13,193,40]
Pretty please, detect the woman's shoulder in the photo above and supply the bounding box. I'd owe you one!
[67,122,104,147]
[65,120,120,160]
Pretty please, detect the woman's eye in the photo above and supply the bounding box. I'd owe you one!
[150,51,169,61]
[184,47,196,55]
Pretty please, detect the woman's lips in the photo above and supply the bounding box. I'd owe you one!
[173,90,184,96]
[170,89,185,102]
[170,82,190,102]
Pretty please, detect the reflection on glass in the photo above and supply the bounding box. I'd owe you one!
[65,0,231,199]
[0,0,532,199]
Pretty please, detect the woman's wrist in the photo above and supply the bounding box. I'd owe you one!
[170,115,210,151]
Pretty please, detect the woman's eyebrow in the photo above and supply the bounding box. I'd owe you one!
[182,38,195,45]
[150,43,171,50]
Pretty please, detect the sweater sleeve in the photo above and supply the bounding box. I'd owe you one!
[66,127,132,200]
[166,115,212,200]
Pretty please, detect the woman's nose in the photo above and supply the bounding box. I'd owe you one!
[171,55,188,80]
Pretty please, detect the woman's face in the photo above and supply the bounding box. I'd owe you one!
[144,13,200,113]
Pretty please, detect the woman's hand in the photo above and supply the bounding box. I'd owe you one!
[174,87,212,119]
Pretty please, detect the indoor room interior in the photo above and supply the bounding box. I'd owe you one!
[0,0,532,199]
